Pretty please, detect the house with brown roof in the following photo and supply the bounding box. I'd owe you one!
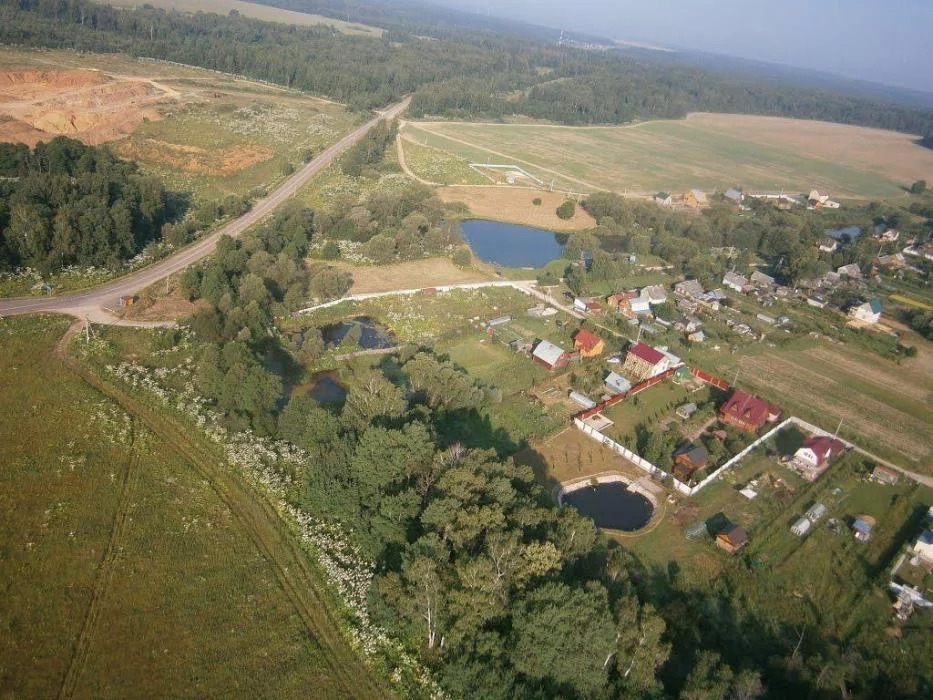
[607,291,638,311]
[716,525,749,554]
[719,390,781,432]
[574,329,605,358]
[870,465,900,486]
[621,342,670,381]
[674,443,709,481]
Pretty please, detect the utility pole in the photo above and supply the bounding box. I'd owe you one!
[84,318,91,344]
[832,418,843,441]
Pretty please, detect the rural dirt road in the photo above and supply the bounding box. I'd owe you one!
[0,97,410,323]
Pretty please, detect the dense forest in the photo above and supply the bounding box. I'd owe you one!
[167,208,933,699]
[2,0,932,134]
[0,137,169,273]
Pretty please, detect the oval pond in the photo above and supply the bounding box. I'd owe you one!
[562,482,654,532]
[460,219,566,268]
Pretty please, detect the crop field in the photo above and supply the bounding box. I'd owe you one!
[0,316,372,697]
[403,113,933,198]
[690,338,932,471]
[0,47,359,200]
[111,0,384,36]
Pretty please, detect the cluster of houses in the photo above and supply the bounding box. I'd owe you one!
[652,187,851,213]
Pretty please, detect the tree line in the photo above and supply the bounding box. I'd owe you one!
[2,0,932,135]
[0,137,169,273]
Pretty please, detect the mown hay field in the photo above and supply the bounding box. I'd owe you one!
[0,316,360,697]
[405,113,933,198]
[114,0,384,36]
[692,340,932,471]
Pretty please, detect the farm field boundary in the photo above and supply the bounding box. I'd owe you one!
[59,326,387,699]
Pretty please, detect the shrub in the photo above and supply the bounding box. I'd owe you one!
[532,197,542,206]
[556,199,576,220]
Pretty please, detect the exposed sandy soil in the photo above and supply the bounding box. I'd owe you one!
[0,68,178,146]
[115,138,274,175]
[332,257,493,294]
[121,275,210,322]
[436,187,596,231]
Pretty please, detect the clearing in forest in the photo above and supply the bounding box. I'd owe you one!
[404,113,933,198]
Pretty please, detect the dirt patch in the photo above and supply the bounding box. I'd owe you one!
[116,139,273,175]
[0,68,178,146]
[436,187,596,231]
[330,257,493,294]
[121,274,210,322]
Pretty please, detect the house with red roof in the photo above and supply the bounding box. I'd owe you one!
[791,435,846,481]
[719,390,781,432]
[573,329,605,358]
[621,342,670,381]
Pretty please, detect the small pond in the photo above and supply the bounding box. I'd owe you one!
[460,219,566,268]
[321,316,396,350]
[306,372,348,405]
[562,482,654,532]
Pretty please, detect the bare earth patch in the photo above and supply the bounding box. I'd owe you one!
[115,138,274,175]
[332,257,493,294]
[436,187,596,231]
[0,68,178,146]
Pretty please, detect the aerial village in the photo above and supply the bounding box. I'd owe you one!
[469,192,932,619]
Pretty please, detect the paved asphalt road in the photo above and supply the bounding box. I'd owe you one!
[0,97,410,321]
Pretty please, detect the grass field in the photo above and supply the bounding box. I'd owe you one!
[0,316,379,697]
[106,0,383,36]
[434,186,597,231]
[0,47,360,201]
[332,257,493,294]
[686,337,932,470]
[403,113,933,198]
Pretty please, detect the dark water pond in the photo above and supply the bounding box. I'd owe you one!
[563,482,654,532]
[306,372,348,405]
[321,316,396,350]
[460,219,566,268]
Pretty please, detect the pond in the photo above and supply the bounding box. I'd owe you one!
[460,219,566,268]
[562,482,654,532]
[306,372,348,405]
[321,316,396,350]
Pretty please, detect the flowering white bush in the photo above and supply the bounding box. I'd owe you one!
[103,357,444,698]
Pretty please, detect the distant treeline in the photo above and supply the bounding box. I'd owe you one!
[1,0,932,135]
[0,137,169,273]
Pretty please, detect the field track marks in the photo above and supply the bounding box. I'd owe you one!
[58,418,140,700]
[410,123,603,192]
[57,338,386,698]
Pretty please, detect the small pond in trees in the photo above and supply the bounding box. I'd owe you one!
[460,219,566,268]
[305,371,348,405]
[321,316,397,350]
[562,482,654,532]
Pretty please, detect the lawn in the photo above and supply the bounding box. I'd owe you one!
[602,380,703,445]
[0,317,375,697]
[405,113,933,198]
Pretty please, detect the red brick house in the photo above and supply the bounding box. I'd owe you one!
[719,390,781,432]
[621,342,670,381]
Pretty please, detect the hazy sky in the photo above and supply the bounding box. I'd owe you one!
[425,0,933,94]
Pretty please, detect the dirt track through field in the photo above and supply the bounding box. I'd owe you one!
[56,327,386,699]
[57,415,140,700]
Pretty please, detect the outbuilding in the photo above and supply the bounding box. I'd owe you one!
[791,517,812,536]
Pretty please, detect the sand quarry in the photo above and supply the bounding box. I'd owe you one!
[0,67,179,146]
